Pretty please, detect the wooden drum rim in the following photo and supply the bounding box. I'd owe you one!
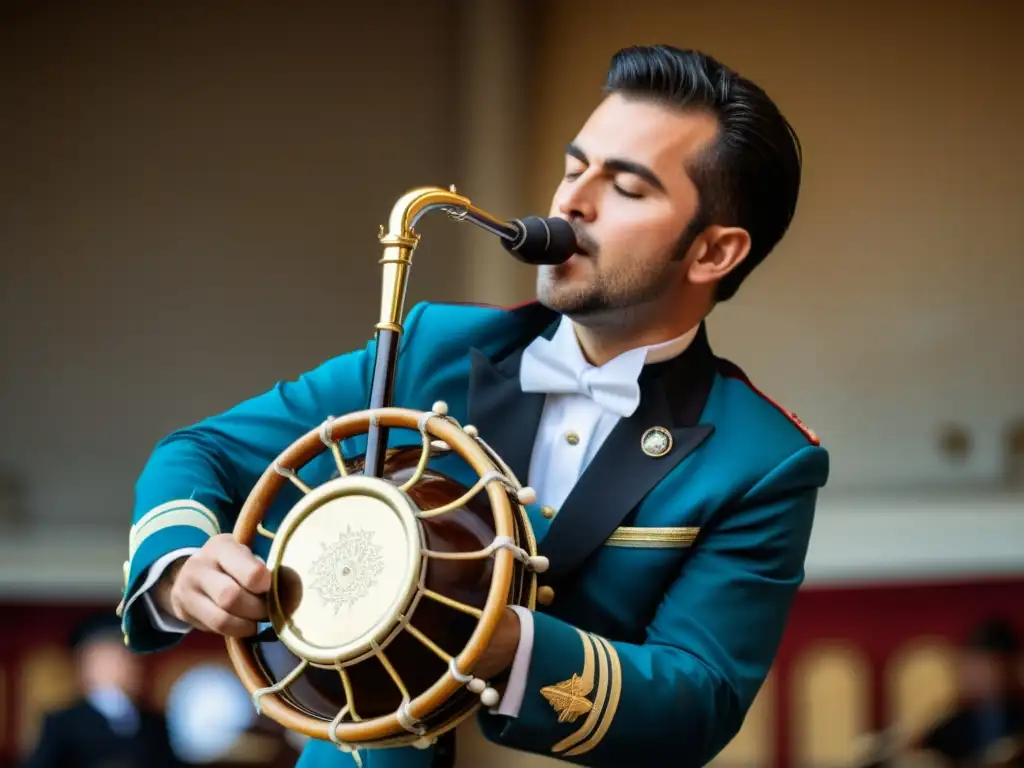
[226,406,518,745]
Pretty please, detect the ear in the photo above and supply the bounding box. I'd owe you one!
[686,226,751,286]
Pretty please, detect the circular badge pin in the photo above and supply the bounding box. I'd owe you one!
[641,427,673,458]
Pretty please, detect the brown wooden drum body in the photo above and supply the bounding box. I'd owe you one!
[226,407,540,751]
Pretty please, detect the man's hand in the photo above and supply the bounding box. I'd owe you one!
[473,607,521,681]
[154,533,271,637]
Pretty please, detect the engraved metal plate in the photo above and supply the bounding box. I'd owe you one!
[265,475,422,666]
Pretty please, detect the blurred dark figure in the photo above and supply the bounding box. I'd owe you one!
[914,618,1024,767]
[22,612,183,768]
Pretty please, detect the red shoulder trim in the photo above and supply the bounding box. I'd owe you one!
[718,359,820,446]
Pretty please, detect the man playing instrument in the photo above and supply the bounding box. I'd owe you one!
[119,45,828,767]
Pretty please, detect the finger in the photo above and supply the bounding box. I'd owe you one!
[215,539,272,594]
[170,576,219,631]
[199,568,269,622]
[176,603,212,633]
[183,593,258,638]
[170,585,213,633]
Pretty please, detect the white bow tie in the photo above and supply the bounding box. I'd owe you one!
[519,337,643,417]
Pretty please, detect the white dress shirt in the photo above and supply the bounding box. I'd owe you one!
[138,313,698,721]
[496,314,697,717]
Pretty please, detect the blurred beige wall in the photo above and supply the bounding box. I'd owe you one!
[1,0,1022,596]
[0,0,474,532]
[524,0,1024,493]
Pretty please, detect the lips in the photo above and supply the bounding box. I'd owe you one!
[571,237,593,257]
[566,223,595,257]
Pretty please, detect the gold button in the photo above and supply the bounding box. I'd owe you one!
[537,586,555,606]
[541,505,555,519]
[564,431,580,445]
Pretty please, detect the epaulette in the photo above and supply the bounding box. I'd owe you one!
[718,359,820,446]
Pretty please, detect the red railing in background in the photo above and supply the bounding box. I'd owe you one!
[0,602,231,767]
[771,575,1024,767]
[1,575,1021,767]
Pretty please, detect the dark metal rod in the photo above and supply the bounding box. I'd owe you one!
[363,328,400,478]
[360,190,528,479]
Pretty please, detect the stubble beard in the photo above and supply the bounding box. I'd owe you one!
[536,244,686,330]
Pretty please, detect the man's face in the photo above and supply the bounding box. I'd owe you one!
[79,639,142,699]
[538,93,719,322]
[960,650,1015,701]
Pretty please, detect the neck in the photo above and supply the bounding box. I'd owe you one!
[570,296,707,367]
[85,681,132,700]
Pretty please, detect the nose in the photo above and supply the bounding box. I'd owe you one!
[553,176,597,223]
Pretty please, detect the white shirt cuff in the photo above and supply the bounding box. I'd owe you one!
[490,605,533,718]
[135,548,200,634]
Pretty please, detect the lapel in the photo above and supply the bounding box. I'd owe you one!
[540,322,717,579]
[466,312,718,581]
[466,303,561,485]
[467,346,545,485]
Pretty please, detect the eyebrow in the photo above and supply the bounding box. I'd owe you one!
[566,142,666,193]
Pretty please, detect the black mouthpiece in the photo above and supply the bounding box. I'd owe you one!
[503,216,577,265]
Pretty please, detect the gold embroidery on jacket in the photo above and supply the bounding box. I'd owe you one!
[540,629,596,724]
[552,633,610,752]
[564,636,623,756]
[605,526,699,548]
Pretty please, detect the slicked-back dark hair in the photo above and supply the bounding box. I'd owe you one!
[604,45,802,301]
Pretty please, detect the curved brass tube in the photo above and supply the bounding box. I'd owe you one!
[365,185,518,477]
[376,185,514,332]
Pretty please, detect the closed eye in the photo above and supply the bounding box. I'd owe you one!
[564,170,643,199]
[614,184,643,199]
[563,143,660,200]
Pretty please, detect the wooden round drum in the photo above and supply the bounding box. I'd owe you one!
[225,402,545,754]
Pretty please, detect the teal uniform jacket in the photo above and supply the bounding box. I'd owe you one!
[119,300,829,767]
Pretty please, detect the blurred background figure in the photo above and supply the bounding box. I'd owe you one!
[21,612,182,768]
[911,619,1024,767]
